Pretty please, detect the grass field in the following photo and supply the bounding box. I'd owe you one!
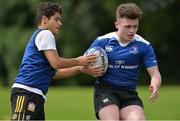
[0,85,180,120]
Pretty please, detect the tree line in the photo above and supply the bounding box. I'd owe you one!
[0,0,179,86]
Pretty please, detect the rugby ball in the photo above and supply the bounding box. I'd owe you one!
[85,47,108,75]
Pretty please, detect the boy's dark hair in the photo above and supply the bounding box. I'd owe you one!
[116,3,143,19]
[36,2,62,24]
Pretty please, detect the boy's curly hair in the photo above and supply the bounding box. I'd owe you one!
[36,2,62,24]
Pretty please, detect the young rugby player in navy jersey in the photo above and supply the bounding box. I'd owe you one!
[29,2,162,121]
[88,3,162,120]
[10,2,101,120]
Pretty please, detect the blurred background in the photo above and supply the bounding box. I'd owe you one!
[0,0,180,120]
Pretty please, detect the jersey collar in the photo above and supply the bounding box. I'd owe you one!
[113,32,133,47]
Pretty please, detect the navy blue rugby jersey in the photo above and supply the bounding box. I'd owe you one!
[15,29,56,94]
[89,32,158,90]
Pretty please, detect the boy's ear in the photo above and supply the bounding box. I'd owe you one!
[114,21,119,29]
[42,15,48,24]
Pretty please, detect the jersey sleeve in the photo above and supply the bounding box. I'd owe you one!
[35,30,57,51]
[143,44,158,68]
[89,38,102,48]
[90,37,109,49]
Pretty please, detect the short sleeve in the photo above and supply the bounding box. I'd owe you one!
[35,30,57,51]
[90,38,101,48]
[143,44,158,68]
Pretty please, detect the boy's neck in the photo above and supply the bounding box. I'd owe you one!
[38,24,48,30]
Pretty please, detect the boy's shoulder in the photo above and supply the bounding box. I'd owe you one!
[133,34,150,45]
[36,29,54,38]
[38,29,53,34]
[97,32,116,40]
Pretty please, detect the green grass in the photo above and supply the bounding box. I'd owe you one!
[0,86,180,120]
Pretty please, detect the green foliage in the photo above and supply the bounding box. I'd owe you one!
[0,0,180,86]
[0,26,33,86]
[0,0,40,27]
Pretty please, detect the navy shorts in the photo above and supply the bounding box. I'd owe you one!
[94,82,143,119]
[11,88,45,121]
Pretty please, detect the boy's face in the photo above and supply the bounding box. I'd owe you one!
[42,12,62,35]
[115,17,139,42]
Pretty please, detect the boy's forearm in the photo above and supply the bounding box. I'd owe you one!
[53,66,81,79]
[150,72,162,88]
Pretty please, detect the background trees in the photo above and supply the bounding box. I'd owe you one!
[0,0,179,86]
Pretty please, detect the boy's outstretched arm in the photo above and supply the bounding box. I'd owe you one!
[44,50,97,69]
[53,66,104,79]
[147,66,162,102]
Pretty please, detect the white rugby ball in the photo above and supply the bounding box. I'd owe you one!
[85,47,108,75]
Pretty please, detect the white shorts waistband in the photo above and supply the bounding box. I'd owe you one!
[12,83,46,100]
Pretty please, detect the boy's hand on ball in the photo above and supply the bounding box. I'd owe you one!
[80,66,104,77]
[76,54,97,66]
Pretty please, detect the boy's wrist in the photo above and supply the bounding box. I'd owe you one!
[79,66,84,73]
[75,57,80,66]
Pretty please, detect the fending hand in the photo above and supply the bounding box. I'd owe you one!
[149,85,159,102]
